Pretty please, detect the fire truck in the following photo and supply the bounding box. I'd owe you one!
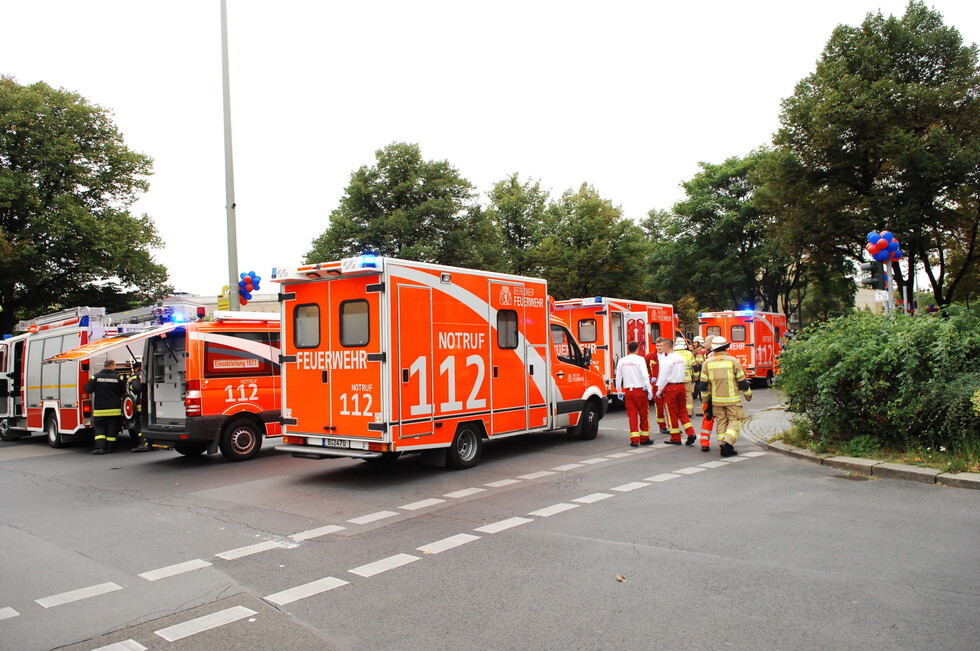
[698,310,786,387]
[272,255,608,469]
[0,306,186,445]
[553,297,677,403]
[46,311,281,461]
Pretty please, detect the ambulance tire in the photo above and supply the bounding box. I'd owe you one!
[219,418,263,462]
[0,419,23,441]
[573,401,601,441]
[174,443,207,457]
[446,424,483,470]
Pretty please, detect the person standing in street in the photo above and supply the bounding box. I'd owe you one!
[644,343,669,435]
[128,361,155,453]
[655,337,696,445]
[691,336,707,415]
[85,359,125,455]
[675,337,696,420]
[616,341,654,447]
[698,336,752,457]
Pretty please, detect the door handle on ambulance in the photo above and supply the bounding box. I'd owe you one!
[321,371,329,384]
[402,369,409,383]
[556,371,564,378]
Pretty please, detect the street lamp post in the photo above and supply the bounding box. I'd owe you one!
[220,0,239,311]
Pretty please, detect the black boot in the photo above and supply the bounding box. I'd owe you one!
[91,439,107,455]
[720,442,738,457]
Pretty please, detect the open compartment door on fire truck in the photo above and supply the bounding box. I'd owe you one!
[44,325,178,366]
[282,274,384,445]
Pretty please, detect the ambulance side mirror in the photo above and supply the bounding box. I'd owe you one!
[581,348,592,368]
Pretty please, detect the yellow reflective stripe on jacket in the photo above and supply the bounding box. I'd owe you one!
[677,349,694,382]
[93,408,122,417]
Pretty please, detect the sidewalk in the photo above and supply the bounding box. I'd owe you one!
[740,404,980,491]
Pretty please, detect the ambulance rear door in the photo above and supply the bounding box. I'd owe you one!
[283,275,385,442]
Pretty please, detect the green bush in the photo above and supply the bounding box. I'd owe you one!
[779,307,980,452]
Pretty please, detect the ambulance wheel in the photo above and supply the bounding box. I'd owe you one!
[0,418,23,441]
[446,424,483,470]
[174,443,207,457]
[45,415,64,448]
[575,401,601,441]
[219,419,263,462]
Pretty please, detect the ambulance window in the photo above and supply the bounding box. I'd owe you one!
[205,332,278,378]
[577,319,597,343]
[497,310,518,349]
[340,300,370,347]
[775,327,782,341]
[649,323,661,339]
[731,325,747,342]
[294,304,320,349]
[550,324,580,365]
[706,326,721,337]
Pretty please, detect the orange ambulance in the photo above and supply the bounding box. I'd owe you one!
[698,310,786,387]
[273,255,608,469]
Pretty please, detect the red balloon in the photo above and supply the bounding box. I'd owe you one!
[865,243,877,254]
[242,275,252,284]
[246,282,254,292]
[239,296,248,305]
[875,239,889,252]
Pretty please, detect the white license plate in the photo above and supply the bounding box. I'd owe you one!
[322,438,349,448]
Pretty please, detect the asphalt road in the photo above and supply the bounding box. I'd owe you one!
[1,389,978,650]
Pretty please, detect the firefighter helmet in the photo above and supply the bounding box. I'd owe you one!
[674,337,688,350]
[710,336,731,351]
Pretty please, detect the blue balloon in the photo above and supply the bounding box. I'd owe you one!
[880,230,894,242]
[253,283,261,291]
[893,250,903,260]
[244,292,252,300]
[887,239,899,251]
[873,250,890,261]
[240,272,247,279]
[867,231,880,244]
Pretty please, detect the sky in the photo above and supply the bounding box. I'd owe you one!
[4,1,979,296]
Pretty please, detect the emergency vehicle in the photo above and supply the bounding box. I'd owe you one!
[698,310,786,387]
[554,297,677,402]
[0,306,172,446]
[46,311,281,461]
[273,255,608,469]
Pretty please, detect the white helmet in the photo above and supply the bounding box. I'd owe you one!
[693,336,704,344]
[710,336,730,351]
[674,337,688,350]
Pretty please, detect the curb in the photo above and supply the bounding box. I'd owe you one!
[765,441,980,490]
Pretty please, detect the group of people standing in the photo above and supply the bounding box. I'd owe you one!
[614,334,752,457]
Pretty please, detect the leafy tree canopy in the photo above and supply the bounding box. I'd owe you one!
[305,142,488,266]
[0,77,169,333]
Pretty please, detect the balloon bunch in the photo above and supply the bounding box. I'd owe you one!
[865,230,903,262]
[238,270,262,306]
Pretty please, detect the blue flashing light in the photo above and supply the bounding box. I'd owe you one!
[360,253,378,269]
[80,315,90,327]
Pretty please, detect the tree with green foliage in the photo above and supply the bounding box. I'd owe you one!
[761,1,980,308]
[484,173,549,277]
[538,183,649,300]
[645,151,796,312]
[0,77,169,334]
[306,142,496,267]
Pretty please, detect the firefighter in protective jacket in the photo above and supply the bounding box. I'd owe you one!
[85,359,125,455]
[698,337,752,457]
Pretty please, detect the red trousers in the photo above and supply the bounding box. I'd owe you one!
[623,388,650,440]
[661,383,694,441]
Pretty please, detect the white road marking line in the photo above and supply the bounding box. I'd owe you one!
[139,559,212,582]
[347,510,400,525]
[580,457,610,464]
[724,456,747,462]
[216,540,286,561]
[630,448,652,453]
[417,533,481,554]
[399,498,447,511]
[674,466,706,475]
[349,553,419,578]
[644,473,682,482]
[611,481,649,492]
[743,451,767,457]
[484,479,521,488]
[35,582,123,608]
[264,576,349,606]
[474,517,534,534]
[0,606,19,620]
[606,452,633,459]
[289,524,346,542]
[92,639,147,651]
[155,605,257,642]
[573,492,615,504]
[528,503,579,517]
[699,460,728,468]
[552,463,584,471]
[444,487,486,499]
[518,471,556,480]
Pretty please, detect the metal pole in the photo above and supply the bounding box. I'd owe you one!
[221,0,240,310]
